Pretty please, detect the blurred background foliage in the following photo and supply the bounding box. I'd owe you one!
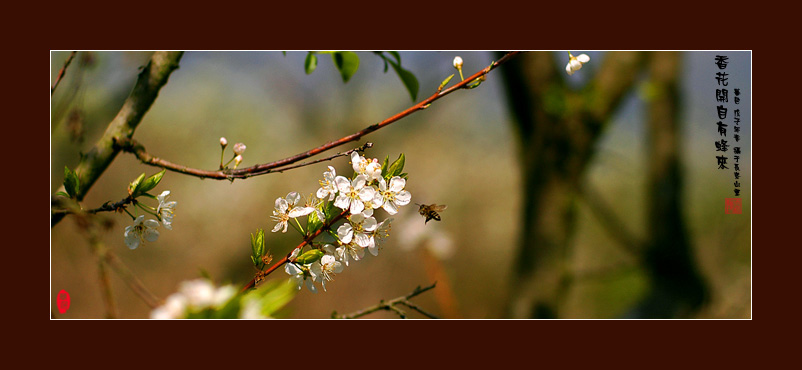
[50,51,750,319]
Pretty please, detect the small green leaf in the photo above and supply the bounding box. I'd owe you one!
[386,51,401,65]
[386,153,406,178]
[439,74,455,91]
[295,249,324,265]
[380,155,389,175]
[135,169,166,196]
[388,60,419,102]
[307,209,323,234]
[63,167,79,198]
[332,51,360,83]
[251,229,265,268]
[55,191,70,198]
[128,173,145,197]
[304,52,318,75]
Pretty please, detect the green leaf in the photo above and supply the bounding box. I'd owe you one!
[380,155,389,175]
[135,169,166,197]
[251,229,265,268]
[387,60,419,102]
[386,153,406,178]
[332,51,360,83]
[63,167,79,198]
[386,51,401,65]
[128,173,145,197]
[55,191,70,198]
[307,208,323,234]
[304,52,318,75]
[439,74,455,91]
[295,249,324,265]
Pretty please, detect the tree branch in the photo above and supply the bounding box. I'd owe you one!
[332,283,439,319]
[52,51,184,228]
[51,51,77,95]
[119,52,523,180]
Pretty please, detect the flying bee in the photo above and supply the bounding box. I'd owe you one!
[416,203,447,224]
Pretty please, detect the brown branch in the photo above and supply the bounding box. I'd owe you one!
[52,51,184,228]
[332,282,439,319]
[241,208,350,292]
[121,52,523,180]
[51,51,77,95]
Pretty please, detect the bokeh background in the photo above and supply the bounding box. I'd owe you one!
[50,51,751,319]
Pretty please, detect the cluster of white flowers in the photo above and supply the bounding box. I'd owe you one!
[124,190,176,249]
[279,151,410,293]
[150,279,266,319]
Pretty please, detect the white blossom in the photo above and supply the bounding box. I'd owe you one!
[336,240,365,266]
[316,166,339,201]
[149,279,236,319]
[372,176,411,215]
[271,192,315,233]
[565,53,590,76]
[351,152,382,182]
[220,137,228,147]
[156,190,177,230]
[124,215,160,250]
[150,293,186,319]
[310,253,343,291]
[334,174,376,214]
[337,209,378,248]
[233,142,247,155]
[453,56,463,69]
[368,218,393,256]
[285,262,317,293]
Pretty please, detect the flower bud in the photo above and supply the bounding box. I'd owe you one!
[220,137,228,147]
[453,56,463,69]
[233,143,246,155]
[234,155,243,166]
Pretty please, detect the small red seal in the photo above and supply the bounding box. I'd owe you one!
[725,198,742,214]
[56,290,71,314]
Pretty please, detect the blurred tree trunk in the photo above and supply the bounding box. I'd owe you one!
[497,51,643,318]
[629,51,709,317]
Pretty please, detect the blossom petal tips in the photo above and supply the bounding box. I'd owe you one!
[576,54,590,63]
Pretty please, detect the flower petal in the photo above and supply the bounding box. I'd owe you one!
[576,53,590,63]
[335,176,352,193]
[349,199,364,214]
[382,201,398,215]
[286,192,300,205]
[337,224,353,243]
[334,194,350,210]
[389,177,406,192]
[395,190,412,205]
[358,186,376,202]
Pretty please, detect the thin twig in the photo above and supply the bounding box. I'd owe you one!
[103,251,162,308]
[51,51,77,95]
[333,282,439,319]
[96,257,118,318]
[120,52,523,180]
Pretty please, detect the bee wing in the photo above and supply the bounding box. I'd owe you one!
[432,204,448,212]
